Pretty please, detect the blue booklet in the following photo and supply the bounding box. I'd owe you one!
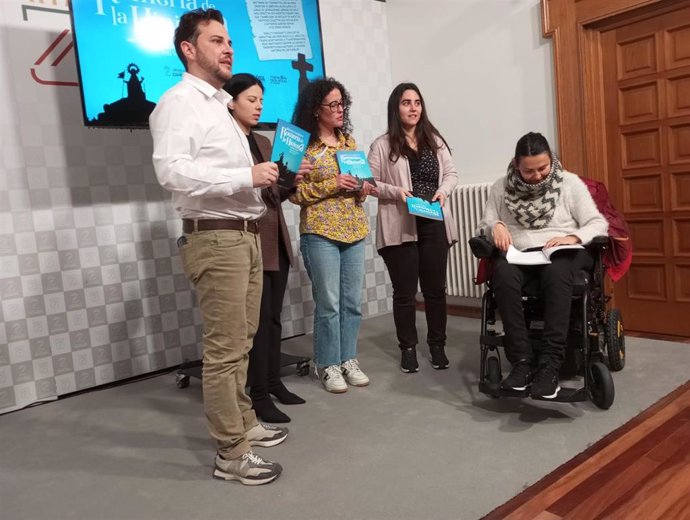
[406,196,444,221]
[271,119,310,188]
[335,150,377,190]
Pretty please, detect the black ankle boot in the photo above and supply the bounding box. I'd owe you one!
[268,382,306,405]
[251,396,291,423]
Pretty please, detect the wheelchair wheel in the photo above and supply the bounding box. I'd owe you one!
[486,356,501,385]
[589,361,614,410]
[605,309,625,372]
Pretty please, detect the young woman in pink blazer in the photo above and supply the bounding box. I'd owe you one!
[368,83,458,373]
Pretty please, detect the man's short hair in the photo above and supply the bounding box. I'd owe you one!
[174,8,225,70]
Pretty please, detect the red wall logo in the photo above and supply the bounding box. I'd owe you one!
[23,1,78,87]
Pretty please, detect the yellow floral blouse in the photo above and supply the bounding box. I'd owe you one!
[289,132,369,243]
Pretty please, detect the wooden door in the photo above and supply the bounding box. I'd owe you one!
[601,6,690,336]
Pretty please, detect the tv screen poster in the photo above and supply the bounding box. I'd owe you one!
[69,0,325,128]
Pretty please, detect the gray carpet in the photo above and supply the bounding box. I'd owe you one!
[1,312,688,520]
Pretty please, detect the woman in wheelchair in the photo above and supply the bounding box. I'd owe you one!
[478,132,608,399]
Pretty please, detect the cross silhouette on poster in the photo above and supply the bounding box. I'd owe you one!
[291,52,313,94]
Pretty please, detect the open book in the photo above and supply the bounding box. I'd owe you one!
[506,244,584,265]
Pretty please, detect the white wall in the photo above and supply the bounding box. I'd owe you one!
[386,0,557,185]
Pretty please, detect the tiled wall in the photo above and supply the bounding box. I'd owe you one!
[0,0,393,414]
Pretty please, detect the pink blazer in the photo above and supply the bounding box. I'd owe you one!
[368,134,458,250]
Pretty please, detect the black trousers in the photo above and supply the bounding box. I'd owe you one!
[491,249,594,368]
[379,217,449,350]
[248,244,289,393]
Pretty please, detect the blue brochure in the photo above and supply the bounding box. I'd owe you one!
[335,150,377,190]
[271,119,310,188]
[406,196,444,221]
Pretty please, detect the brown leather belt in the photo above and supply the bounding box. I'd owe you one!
[182,218,259,234]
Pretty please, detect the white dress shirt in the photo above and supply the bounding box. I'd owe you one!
[149,72,265,220]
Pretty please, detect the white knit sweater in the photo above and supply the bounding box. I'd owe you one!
[478,170,608,250]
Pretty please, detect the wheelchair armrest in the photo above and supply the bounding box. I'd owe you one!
[469,235,496,258]
[590,235,609,247]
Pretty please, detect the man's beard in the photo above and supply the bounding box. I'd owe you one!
[198,52,231,84]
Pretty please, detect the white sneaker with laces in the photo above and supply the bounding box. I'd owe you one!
[213,451,282,485]
[320,365,348,393]
[341,359,370,387]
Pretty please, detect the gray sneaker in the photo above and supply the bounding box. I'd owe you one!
[213,451,282,485]
[246,422,289,447]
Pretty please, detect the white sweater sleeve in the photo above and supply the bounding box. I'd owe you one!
[567,176,609,245]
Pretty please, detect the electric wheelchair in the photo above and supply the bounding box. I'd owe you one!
[469,233,625,410]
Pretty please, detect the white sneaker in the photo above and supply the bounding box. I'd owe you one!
[341,359,370,387]
[245,422,288,447]
[320,365,348,393]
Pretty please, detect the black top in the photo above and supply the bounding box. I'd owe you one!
[405,145,439,201]
[247,131,265,164]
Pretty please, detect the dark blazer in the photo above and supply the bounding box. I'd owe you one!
[252,132,295,271]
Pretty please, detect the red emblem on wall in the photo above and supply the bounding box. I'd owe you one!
[23,1,78,87]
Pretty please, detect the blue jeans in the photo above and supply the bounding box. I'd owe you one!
[300,234,365,368]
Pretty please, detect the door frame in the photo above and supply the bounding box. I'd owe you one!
[541,0,690,185]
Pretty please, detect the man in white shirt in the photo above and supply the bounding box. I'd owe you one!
[149,8,286,485]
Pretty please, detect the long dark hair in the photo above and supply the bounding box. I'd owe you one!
[514,132,553,165]
[386,82,448,162]
[292,77,352,144]
[223,73,264,99]
[174,8,224,70]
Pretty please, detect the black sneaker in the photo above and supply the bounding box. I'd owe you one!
[500,361,534,391]
[531,365,561,399]
[400,347,419,373]
[429,346,449,369]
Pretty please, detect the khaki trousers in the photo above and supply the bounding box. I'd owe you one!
[179,229,262,459]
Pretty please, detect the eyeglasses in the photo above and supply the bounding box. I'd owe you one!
[320,100,345,113]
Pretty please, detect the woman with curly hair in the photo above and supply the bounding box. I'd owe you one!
[290,78,375,393]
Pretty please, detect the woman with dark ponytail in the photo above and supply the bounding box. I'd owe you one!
[478,132,608,399]
[224,73,308,422]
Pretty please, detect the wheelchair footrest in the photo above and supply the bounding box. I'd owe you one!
[478,383,588,403]
[479,381,528,398]
[530,386,587,403]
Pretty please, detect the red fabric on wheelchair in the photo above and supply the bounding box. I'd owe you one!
[579,177,632,282]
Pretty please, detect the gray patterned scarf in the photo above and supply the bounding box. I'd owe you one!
[504,157,564,229]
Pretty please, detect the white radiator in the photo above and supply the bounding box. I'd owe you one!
[446,182,492,298]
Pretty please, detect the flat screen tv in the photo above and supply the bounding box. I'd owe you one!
[68,0,325,129]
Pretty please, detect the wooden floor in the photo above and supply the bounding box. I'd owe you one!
[481,380,690,520]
